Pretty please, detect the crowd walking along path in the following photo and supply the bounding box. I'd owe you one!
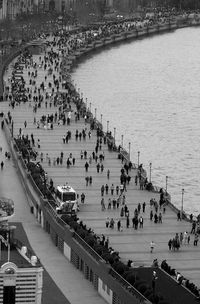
[1,33,200,298]
[0,124,108,304]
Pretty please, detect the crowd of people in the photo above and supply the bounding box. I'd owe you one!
[1,17,200,304]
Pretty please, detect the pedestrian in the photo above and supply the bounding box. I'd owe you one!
[81,193,85,204]
[191,221,196,234]
[194,233,199,246]
[168,239,172,250]
[158,212,162,223]
[111,184,114,195]
[139,216,144,228]
[152,271,158,294]
[142,202,146,212]
[150,241,155,253]
[183,231,188,244]
[116,185,119,195]
[107,169,110,179]
[105,217,110,228]
[117,220,121,231]
[105,237,109,248]
[0,161,4,170]
[101,185,105,196]
[126,216,130,228]
[180,232,183,245]
[96,163,100,173]
[107,198,111,210]
[101,198,105,211]
[109,218,115,229]
[177,210,181,221]
[85,176,89,186]
[85,161,89,172]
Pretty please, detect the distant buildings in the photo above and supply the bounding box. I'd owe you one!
[1,0,200,22]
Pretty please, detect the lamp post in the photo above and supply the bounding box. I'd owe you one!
[121,135,124,148]
[129,142,131,161]
[90,102,91,112]
[107,120,109,133]
[86,98,87,109]
[95,108,97,119]
[166,176,168,193]
[137,151,140,168]
[114,127,116,144]
[100,114,102,125]
[181,188,184,220]
[149,162,152,183]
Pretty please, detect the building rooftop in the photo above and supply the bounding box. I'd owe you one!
[0,222,41,269]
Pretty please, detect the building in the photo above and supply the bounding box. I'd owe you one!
[0,198,43,304]
[0,0,8,20]
[0,0,34,20]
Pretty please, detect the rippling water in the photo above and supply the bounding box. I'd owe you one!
[72,27,200,215]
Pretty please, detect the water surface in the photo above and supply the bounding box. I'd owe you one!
[72,27,200,214]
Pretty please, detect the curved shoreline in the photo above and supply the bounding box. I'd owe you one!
[1,19,200,304]
[59,22,199,220]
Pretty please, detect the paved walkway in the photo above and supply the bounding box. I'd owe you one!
[0,120,108,303]
[1,37,200,302]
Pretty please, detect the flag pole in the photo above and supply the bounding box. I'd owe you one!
[7,243,10,262]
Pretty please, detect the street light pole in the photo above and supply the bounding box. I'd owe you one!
[107,120,109,133]
[100,114,102,125]
[181,188,184,220]
[166,176,168,193]
[114,127,116,144]
[121,135,124,148]
[149,162,152,183]
[138,151,140,168]
[95,108,97,119]
[129,142,131,161]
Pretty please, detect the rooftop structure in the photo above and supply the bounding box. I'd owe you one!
[0,199,43,304]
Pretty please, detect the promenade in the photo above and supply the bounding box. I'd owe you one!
[1,31,200,303]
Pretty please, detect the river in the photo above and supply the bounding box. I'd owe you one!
[72,27,200,215]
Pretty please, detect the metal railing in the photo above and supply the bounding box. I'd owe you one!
[73,232,103,262]
[109,268,148,303]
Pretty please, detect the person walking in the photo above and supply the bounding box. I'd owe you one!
[101,198,105,211]
[111,184,114,195]
[0,161,4,170]
[139,216,144,228]
[81,193,85,204]
[117,220,121,231]
[85,161,89,172]
[150,241,155,253]
[194,233,199,246]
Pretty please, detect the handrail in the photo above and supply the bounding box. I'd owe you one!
[109,268,148,303]
[73,232,103,262]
